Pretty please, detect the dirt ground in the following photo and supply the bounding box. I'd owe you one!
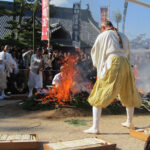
[0,99,150,150]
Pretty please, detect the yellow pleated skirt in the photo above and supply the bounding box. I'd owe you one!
[88,56,141,108]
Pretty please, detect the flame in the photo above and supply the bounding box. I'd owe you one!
[133,64,139,80]
[133,65,145,94]
[138,88,145,95]
[41,55,80,105]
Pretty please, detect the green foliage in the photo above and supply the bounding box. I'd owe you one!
[71,92,91,110]
[0,0,42,48]
[64,119,90,126]
[0,0,57,48]
[141,100,150,111]
[22,96,52,111]
[71,92,124,114]
[1,36,23,47]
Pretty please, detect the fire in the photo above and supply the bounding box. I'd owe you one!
[41,55,79,105]
[133,64,139,80]
[133,64,145,95]
[138,88,145,95]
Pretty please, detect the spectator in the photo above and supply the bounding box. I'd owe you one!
[28,48,46,97]
[0,45,17,99]
[12,71,26,94]
[52,51,61,77]
[52,66,64,87]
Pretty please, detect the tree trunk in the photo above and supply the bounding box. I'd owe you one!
[12,0,17,39]
[33,10,35,53]
[32,0,39,52]
[15,0,25,40]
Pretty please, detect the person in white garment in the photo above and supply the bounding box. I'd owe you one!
[28,48,46,97]
[83,21,141,134]
[52,66,64,87]
[0,45,17,99]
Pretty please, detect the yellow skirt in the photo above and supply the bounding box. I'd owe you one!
[88,56,141,108]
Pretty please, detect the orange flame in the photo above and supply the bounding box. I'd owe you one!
[133,64,139,80]
[41,55,79,105]
[133,65,145,94]
[138,88,145,95]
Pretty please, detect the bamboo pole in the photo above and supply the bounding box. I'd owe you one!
[126,0,150,8]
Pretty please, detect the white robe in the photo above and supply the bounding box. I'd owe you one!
[28,54,45,89]
[91,30,130,78]
[52,73,61,87]
[0,51,17,89]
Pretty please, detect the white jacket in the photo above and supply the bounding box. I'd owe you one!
[91,30,130,78]
[0,51,17,76]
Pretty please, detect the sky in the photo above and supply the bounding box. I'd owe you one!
[1,0,150,39]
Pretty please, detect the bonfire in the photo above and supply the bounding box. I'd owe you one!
[41,55,92,106]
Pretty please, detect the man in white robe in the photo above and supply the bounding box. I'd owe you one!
[0,45,17,99]
[28,48,46,97]
[83,21,141,134]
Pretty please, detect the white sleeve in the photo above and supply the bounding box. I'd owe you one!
[7,53,18,69]
[123,35,130,60]
[30,55,41,69]
[52,74,60,85]
[34,57,41,63]
[91,35,101,67]
[22,50,32,58]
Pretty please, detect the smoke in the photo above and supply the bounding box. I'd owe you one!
[50,0,68,6]
[73,54,96,94]
[131,49,150,93]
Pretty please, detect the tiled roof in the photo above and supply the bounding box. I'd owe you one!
[50,6,100,48]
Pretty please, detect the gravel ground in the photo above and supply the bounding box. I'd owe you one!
[0,100,150,150]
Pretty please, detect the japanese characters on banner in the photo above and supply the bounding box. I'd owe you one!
[72,3,80,48]
[41,0,49,40]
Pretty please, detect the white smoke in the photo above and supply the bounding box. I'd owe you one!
[131,49,150,93]
[50,0,68,6]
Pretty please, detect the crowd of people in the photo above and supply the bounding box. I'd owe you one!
[0,45,96,99]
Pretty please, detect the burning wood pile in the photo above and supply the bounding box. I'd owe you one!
[25,52,150,112]
[131,51,150,112]
[40,55,93,107]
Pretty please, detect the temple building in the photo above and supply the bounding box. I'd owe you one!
[0,1,100,51]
